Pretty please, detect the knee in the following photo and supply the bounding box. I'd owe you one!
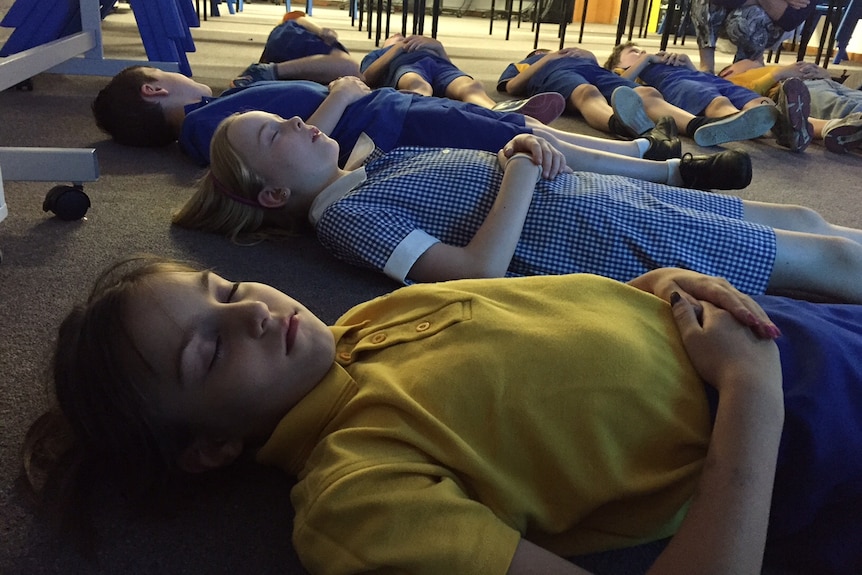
[571,84,602,105]
[633,86,663,101]
[787,204,831,231]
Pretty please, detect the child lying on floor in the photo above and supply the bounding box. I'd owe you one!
[175,112,862,304]
[26,256,862,574]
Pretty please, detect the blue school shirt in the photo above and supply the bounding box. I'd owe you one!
[178,82,412,166]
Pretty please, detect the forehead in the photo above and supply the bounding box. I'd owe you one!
[124,271,208,374]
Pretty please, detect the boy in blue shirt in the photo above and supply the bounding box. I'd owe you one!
[498,47,777,147]
[360,33,564,124]
[604,42,811,152]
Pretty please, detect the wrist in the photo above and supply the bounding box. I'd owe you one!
[505,153,542,181]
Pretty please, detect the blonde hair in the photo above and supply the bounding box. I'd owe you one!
[171,114,303,242]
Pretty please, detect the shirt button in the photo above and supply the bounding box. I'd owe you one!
[415,321,430,332]
[338,352,351,361]
[441,148,450,154]
[370,332,386,343]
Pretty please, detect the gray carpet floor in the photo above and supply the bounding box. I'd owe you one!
[1,2,861,573]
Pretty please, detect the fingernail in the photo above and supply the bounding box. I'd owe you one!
[670,291,681,306]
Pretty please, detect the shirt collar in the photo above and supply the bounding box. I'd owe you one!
[254,326,359,476]
[308,133,376,225]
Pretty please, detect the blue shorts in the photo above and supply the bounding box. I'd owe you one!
[639,64,762,115]
[528,57,638,101]
[392,54,469,98]
[259,21,348,63]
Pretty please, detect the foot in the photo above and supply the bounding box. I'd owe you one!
[609,86,654,139]
[692,105,778,147]
[822,112,862,154]
[642,115,682,161]
[492,92,565,124]
[773,77,813,153]
[678,150,752,190]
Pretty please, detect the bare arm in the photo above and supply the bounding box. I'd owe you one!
[407,136,570,282]
[506,539,593,575]
[618,51,660,81]
[305,76,371,135]
[361,44,405,88]
[273,52,362,84]
[645,296,784,575]
[401,35,448,59]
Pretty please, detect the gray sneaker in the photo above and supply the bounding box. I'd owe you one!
[693,105,778,147]
[609,86,654,138]
[773,77,813,153]
[823,112,862,154]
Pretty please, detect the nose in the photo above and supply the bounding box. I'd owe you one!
[223,299,271,338]
[289,116,305,131]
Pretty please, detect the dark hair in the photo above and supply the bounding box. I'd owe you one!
[603,41,636,71]
[91,66,176,147]
[23,256,201,547]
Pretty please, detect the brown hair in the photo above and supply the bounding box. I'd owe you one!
[23,256,202,548]
[603,41,637,71]
[91,66,176,147]
[172,114,305,242]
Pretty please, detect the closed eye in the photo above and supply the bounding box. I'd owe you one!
[210,281,242,369]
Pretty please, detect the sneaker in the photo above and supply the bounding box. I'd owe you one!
[492,92,565,124]
[693,105,778,147]
[822,112,862,154]
[609,86,654,138]
[230,62,279,89]
[678,150,752,190]
[642,115,682,161]
[773,77,813,152]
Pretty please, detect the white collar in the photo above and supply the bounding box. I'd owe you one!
[308,133,375,225]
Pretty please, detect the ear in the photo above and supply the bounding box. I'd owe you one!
[257,187,289,209]
[177,437,244,474]
[140,83,168,98]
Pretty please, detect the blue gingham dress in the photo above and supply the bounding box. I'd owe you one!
[314,146,776,293]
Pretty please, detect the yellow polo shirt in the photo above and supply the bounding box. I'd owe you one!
[257,274,711,574]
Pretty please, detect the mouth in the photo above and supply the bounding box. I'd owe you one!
[284,312,299,355]
[310,127,321,142]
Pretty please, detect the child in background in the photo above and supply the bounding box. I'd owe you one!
[360,33,564,124]
[719,58,862,154]
[231,11,361,86]
[26,255,862,574]
[173,111,862,305]
[498,47,776,146]
[93,70,676,166]
[604,42,809,152]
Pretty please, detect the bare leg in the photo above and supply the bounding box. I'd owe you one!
[445,76,497,109]
[698,47,716,74]
[568,84,617,132]
[704,96,743,117]
[809,117,828,139]
[396,72,433,97]
[528,120,643,157]
[528,137,671,181]
[768,230,862,302]
[743,200,862,244]
[633,86,697,134]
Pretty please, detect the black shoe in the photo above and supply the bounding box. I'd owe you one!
[642,115,682,161]
[678,150,752,190]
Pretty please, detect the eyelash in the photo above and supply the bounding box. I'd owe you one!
[211,282,242,368]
